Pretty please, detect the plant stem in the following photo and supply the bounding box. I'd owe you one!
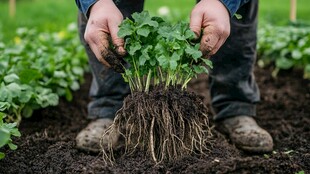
[145,69,152,93]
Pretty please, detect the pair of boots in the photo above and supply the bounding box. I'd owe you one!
[76,115,273,153]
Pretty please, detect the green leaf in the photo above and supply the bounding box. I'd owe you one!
[10,128,21,137]
[19,90,33,103]
[234,13,243,19]
[70,81,80,91]
[0,112,5,120]
[54,71,67,78]
[201,58,213,69]
[47,94,59,106]
[185,30,195,39]
[58,79,68,87]
[303,64,310,79]
[291,50,302,60]
[65,88,73,101]
[170,52,180,70]
[128,42,141,55]
[157,55,168,68]
[158,26,172,38]
[0,102,10,112]
[118,20,134,38]
[22,105,33,118]
[4,74,19,83]
[18,69,42,83]
[276,57,294,70]
[0,129,10,147]
[303,48,310,55]
[72,66,84,76]
[0,152,5,159]
[172,42,181,50]
[0,85,12,102]
[185,46,202,60]
[193,65,209,74]
[8,143,17,150]
[132,11,158,28]
[7,83,22,98]
[169,60,178,70]
[139,55,147,65]
[137,27,151,37]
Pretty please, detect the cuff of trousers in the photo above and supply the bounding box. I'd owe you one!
[213,101,257,121]
[87,98,124,119]
[87,106,120,119]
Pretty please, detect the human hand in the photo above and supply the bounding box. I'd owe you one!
[190,0,230,57]
[84,0,126,71]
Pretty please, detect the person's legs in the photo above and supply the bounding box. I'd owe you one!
[76,0,145,152]
[210,0,273,152]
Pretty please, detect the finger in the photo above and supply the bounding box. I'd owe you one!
[109,20,126,56]
[86,31,111,67]
[189,9,203,39]
[200,26,220,57]
[208,37,227,56]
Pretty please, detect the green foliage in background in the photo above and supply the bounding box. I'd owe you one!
[0,0,77,42]
[0,23,88,158]
[257,25,310,79]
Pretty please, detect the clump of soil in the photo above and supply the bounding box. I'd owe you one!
[103,85,211,164]
[101,48,126,73]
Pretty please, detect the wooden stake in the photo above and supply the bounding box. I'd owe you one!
[290,0,297,22]
[9,0,16,18]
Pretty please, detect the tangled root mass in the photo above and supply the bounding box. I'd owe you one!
[102,85,212,164]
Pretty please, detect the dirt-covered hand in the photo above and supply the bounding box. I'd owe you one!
[190,0,230,57]
[84,0,126,68]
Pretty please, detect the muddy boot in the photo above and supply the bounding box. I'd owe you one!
[76,118,119,153]
[217,116,273,153]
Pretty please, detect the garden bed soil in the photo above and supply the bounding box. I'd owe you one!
[0,66,309,174]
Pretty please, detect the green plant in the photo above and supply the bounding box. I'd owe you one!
[118,11,212,93]
[0,23,88,159]
[0,113,21,159]
[257,25,310,78]
[102,11,212,164]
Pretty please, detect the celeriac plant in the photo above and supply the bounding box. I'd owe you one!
[118,11,212,93]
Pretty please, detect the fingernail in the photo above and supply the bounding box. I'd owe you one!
[117,46,127,56]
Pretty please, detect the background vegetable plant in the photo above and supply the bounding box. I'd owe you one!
[257,25,310,79]
[0,23,88,158]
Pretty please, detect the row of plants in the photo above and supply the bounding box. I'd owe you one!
[0,23,88,159]
[257,25,310,79]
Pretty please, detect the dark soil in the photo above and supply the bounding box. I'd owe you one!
[0,66,309,174]
[102,48,126,73]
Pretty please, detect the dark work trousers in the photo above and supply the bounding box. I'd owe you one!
[210,0,260,121]
[77,0,259,121]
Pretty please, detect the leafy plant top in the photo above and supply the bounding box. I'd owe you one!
[118,11,212,92]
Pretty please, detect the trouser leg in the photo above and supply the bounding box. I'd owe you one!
[209,0,260,121]
[78,0,144,119]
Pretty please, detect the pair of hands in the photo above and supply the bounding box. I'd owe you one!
[84,0,230,68]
